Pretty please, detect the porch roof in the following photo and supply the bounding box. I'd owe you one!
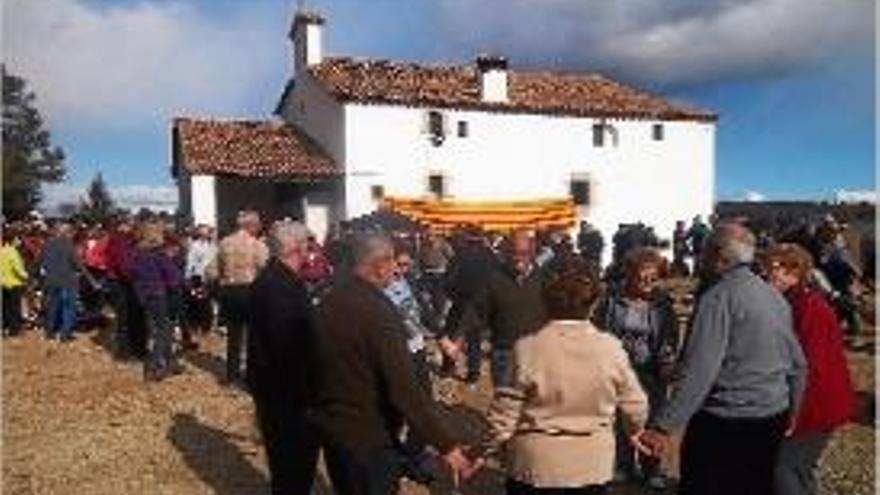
[172,118,340,179]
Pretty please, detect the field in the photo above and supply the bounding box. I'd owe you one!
[2,296,876,495]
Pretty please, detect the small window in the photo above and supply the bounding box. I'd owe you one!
[371,185,385,200]
[652,123,664,141]
[428,174,445,197]
[592,124,604,147]
[457,121,469,138]
[570,179,591,206]
[428,111,445,146]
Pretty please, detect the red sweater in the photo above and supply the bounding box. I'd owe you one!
[787,286,856,436]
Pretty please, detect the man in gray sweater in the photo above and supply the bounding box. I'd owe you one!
[39,223,90,341]
[636,222,807,495]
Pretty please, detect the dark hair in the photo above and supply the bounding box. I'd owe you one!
[624,247,668,281]
[542,254,602,320]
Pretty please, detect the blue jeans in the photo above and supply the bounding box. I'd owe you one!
[44,287,77,339]
[491,347,515,388]
[774,431,831,495]
[143,297,173,373]
[466,330,483,382]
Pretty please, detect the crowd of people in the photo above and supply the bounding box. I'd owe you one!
[0,207,871,495]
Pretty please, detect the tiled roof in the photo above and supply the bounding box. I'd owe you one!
[172,118,339,179]
[308,57,716,122]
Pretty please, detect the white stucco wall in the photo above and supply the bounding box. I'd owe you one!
[281,72,346,166]
[279,71,348,223]
[190,174,217,228]
[342,103,715,258]
[293,23,323,69]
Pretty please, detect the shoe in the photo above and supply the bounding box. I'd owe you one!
[221,374,246,389]
[402,454,436,485]
[143,368,165,382]
[168,363,186,375]
[647,474,668,491]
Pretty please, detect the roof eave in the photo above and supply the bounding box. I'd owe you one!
[331,94,717,122]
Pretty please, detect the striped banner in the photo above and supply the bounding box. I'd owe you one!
[381,197,577,233]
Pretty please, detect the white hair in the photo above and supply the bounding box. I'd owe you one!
[714,223,756,266]
[268,220,309,258]
[351,231,393,268]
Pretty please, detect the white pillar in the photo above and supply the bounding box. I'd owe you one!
[191,174,217,228]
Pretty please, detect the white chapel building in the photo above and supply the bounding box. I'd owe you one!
[172,11,716,248]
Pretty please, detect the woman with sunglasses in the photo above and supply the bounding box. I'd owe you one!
[594,247,679,489]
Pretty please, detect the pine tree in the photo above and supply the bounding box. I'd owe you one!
[80,172,116,223]
[2,65,66,219]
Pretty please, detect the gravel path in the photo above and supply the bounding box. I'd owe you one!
[2,326,875,495]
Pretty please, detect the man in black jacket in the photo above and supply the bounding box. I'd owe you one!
[314,232,477,494]
[469,229,548,388]
[246,220,319,495]
[442,228,498,382]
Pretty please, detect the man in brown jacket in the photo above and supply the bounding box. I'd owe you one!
[313,232,477,494]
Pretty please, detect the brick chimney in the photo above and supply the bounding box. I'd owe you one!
[476,54,508,103]
[289,11,325,75]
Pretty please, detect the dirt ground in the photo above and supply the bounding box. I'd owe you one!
[2,315,876,495]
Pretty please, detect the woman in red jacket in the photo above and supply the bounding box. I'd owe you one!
[763,243,856,495]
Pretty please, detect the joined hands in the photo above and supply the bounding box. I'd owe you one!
[442,446,485,487]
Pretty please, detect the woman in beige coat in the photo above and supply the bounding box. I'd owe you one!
[486,255,648,494]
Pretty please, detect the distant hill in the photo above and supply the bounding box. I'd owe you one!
[716,200,875,237]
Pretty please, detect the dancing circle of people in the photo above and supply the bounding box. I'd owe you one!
[0,208,870,495]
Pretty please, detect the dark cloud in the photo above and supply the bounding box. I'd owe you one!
[436,0,874,86]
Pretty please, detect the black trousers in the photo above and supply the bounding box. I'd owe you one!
[680,410,788,495]
[106,279,129,357]
[402,350,432,458]
[506,479,607,495]
[444,296,483,381]
[121,281,148,359]
[219,285,250,381]
[2,287,24,335]
[254,400,320,495]
[184,284,212,333]
[323,441,403,495]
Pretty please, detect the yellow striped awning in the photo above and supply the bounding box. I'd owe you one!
[381,196,577,233]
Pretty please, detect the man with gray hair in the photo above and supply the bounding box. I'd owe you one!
[247,220,319,494]
[313,231,478,493]
[636,222,807,495]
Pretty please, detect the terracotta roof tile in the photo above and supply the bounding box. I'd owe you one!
[173,118,339,179]
[309,57,716,121]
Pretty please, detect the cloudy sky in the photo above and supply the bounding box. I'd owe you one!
[4,0,875,210]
